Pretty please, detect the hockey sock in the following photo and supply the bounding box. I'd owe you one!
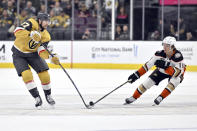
[160,88,171,99]
[24,80,40,98]
[21,70,40,98]
[133,84,147,99]
[133,88,142,99]
[41,83,51,96]
[43,88,51,96]
[160,83,175,99]
[29,87,40,98]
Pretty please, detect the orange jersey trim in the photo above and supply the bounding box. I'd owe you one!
[25,80,34,84]
[42,82,50,85]
[38,49,46,55]
[14,29,22,34]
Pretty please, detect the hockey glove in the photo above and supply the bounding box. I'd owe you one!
[154,59,170,69]
[38,46,49,59]
[30,31,41,43]
[50,54,60,65]
[128,73,138,83]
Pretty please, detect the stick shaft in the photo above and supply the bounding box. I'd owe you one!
[42,45,89,108]
[94,81,128,105]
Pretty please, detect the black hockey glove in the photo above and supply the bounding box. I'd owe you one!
[128,73,139,84]
[154,59,170,69]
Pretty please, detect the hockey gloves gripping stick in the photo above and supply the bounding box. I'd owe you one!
[128,72,139,84]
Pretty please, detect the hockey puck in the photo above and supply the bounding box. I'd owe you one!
[89,101,94,106]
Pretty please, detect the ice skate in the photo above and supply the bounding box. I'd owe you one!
[35,96,43,109]
[45,95,55,106]
[153,95,163,106]
[124,96,136,105]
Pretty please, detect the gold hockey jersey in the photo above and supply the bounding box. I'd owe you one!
[13,18,51,53]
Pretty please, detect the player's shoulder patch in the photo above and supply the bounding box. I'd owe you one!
[171,50,183,62]
[175,53,181,58]
[155,50,166,57]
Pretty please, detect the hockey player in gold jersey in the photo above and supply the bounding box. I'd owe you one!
[12,13,60,108]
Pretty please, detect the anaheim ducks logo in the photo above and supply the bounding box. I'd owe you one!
[28,39,39,49]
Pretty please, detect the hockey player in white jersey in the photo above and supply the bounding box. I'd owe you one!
[125,36,186,105]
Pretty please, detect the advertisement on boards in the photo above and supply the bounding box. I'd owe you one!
[48,41,71,63]
[0,41,13,63]
[73,41,135,63]
[176,42,196,65]
[73,41,161,64]
[0,41,197,68]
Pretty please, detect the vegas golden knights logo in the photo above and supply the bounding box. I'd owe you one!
[28,39,38,49]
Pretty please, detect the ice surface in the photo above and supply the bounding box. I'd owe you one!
[0,68,197,131]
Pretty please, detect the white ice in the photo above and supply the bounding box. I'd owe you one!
[0,68,197,131]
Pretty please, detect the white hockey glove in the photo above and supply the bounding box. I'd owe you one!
[30,30,41,43]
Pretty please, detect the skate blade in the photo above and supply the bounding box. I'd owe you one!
[36,106,43,110]
[123,102,130,105]
[152,103,158,106]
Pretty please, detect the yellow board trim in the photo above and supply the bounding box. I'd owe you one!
[72,63,145,70]
[0,63,71,69]
[0,63,15,68]
[0,63,197,72]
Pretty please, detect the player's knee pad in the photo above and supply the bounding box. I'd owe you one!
[138,84,147,94]
[38,71,50,84]
[142,77,156,89]
[166,82,175,92]
[21,69,33,83]
[169,77,181,88]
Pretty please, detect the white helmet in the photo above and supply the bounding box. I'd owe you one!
[162,36,176,46]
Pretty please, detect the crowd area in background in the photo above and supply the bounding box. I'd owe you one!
[0,0,72,40]
[148,17,196,41]
[0,0,196,41]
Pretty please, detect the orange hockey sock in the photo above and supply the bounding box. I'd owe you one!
[133,89,142,99]
[160,88,171,99]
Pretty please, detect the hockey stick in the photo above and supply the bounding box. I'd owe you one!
[88,81,129,107]
[41,44,90,109]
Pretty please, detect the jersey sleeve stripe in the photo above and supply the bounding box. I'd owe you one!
[14,27,24,34]
[143,63,148,71]
[38,49,46,55]
[174,68,181,77]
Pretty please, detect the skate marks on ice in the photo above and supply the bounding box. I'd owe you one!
[0,95,197,116]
